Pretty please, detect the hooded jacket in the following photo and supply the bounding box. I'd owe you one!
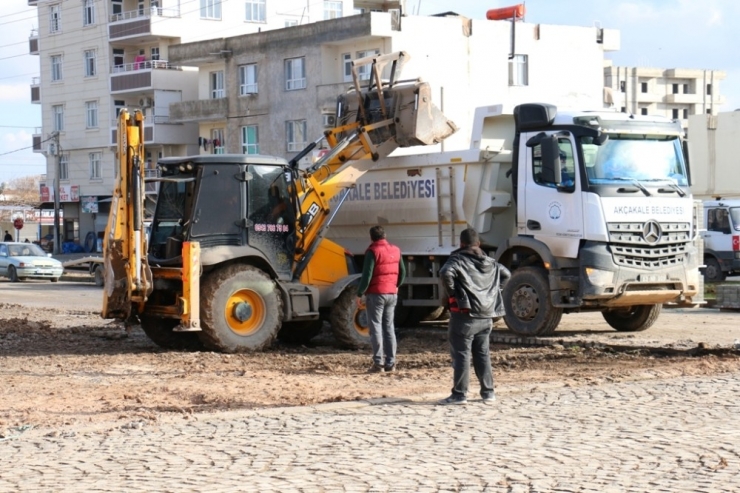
[440,246,511,318]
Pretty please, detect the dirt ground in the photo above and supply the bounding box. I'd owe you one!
[2,300,740,435]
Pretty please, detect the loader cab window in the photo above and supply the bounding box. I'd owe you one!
[532,138,575,190]
[248,165,295,274]
[149,178,194,259]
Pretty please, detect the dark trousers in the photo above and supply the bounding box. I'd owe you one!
[448,313,494,398]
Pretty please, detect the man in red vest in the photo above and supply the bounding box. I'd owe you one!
[356,226,406,373]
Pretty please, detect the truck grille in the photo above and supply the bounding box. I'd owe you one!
[607,221,690,269]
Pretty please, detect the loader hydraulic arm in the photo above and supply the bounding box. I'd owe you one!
[101,109,153,321]
[289,51,457,277]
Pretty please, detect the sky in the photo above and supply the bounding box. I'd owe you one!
[0,0,738,184]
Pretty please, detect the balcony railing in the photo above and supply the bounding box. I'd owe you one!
[109,6,180,23]
[110,60,180,93]
[112,59,174,73]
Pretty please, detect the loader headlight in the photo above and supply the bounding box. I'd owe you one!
[584,267,614,287]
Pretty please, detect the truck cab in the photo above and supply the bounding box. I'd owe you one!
[701,199,740,282]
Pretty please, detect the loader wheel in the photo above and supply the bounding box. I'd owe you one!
[330,284,370,349]
[277,319,324,345]
[199,265,282,353]
[701,257,726,283]
[503,267,562,336]
[602,304,661,332]
[140,315,204,351]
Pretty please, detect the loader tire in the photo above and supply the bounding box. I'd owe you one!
[199,265,282,353]
[602,304,661,332]
[503,267,562,336]
[330,284,371,349]
[140,315,204,351]
[277,319,324,345]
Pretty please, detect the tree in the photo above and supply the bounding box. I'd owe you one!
[0,175,42,205]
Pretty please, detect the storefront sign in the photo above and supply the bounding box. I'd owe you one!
[40,185,80,203]
[81,196,99,214]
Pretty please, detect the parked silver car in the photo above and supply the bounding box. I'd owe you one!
[0,242,64,282]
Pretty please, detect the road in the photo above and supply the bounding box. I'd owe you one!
[1,373,738,492]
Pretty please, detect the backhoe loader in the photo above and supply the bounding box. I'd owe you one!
[101,51,456,352]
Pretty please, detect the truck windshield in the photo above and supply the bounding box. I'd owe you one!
[581,135,687,186]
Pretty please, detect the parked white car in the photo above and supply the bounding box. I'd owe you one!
[0,242,64,282]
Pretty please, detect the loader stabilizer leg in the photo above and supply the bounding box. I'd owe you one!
[175,241,201,332]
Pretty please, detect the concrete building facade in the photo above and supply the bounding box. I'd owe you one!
[604,64,726,129]
[28,0,393,246]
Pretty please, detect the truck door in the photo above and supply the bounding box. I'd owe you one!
[521,132,584,258]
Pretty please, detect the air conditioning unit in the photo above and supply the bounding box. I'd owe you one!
[322,114,337,127]
[139,97,154,107]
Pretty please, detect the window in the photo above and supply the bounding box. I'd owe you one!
[151,47,160,61]
[210,71,224,99]
[532,137,575,189]
[59,154,69,181]
[286,120,307,152]
[342,53,352,82]
[212,128,225,154]
[707,84,712,96]
[356,49,380,81]
[707,208,732,233]
[112,48,124,72]
[508,54,528,86]
[324,1,343,20]
[112,0,122,15]
[641,82,648,93]
[241,125,259,154]
[50,4,61,33]
[285,57,306,90]
[620,107,626,113]
[200,0,222,19]
[114,100,125,118]
[52,104,64,132]
[245,0,266,22]
[85,101,98,128]
[138,1,145,15]
[51,55,63,81]
[706,108,712,115]
[640,107,648,116]
[672,83,678,94]
[619,80,625,93]
[89,152,102,180]
[683,108,688,119]
[683,83,688,94]
[672,108,679,119]
[84,50,96,77]
[239,64,258,95]
[83,0,95,25]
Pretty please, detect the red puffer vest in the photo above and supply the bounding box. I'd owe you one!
[366,239,401,294]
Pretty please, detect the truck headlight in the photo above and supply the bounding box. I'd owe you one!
[585,267,614,287]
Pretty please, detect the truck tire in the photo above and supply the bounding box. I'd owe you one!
[277,319,324,345]
[701,257,726,283]
[330,284,371,349]
[140,315,204,351]
[199,265,283,353]
[602,304,661,332]
[93,265,105,287]
[503,267,562,336]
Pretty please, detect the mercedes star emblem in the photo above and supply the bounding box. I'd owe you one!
[642,220,662,245]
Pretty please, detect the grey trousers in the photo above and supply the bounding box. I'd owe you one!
[365,293,397,368]
[448,313,494,398]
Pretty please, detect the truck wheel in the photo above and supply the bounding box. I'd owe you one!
[277,319,324,344]
[93,265,105,287]
[503,267,562,336]
[199,265,282,353]
[8,266,19,282]
[330,285,370,349]
[701,257,726,283]
[140,315,204,351]
[602,304,661,332]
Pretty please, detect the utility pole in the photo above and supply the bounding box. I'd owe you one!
[51,131,61,255]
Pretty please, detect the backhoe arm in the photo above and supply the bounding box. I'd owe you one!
[101,109,153,321]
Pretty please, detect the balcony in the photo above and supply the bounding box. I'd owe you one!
[110,60,182,94]
[108,6,181,41]
[31,77,40,104]
[110,115,198,146]
[32,128,42,153]
[169,98,229,124]
[29,29,38,55]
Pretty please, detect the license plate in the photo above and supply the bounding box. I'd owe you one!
[638,274,662,282]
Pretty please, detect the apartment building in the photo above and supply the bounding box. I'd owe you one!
[604,63,726,129]
[167,12,619,162]
[28,0,392,244]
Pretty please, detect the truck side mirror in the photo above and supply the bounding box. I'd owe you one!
[540,136,561,185]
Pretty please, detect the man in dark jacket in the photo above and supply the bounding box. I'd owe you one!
[356,226,406,373]
[438,228,511,405]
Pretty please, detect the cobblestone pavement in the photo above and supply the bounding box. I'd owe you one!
[2,373,739,492]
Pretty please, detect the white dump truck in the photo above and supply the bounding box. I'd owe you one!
[329,103,701,336]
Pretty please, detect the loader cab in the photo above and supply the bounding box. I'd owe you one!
[149,155,295,275]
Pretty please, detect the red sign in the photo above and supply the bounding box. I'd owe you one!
[733,235,739,251]
[13,218,24,230]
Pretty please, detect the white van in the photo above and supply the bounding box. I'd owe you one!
[701,200,740,281]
